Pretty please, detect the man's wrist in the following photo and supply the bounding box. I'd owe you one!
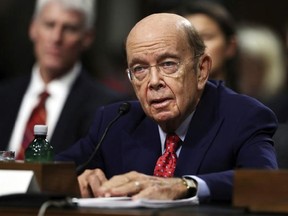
[181,177,197,198]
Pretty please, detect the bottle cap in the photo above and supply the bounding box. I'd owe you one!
[34,125,48,135]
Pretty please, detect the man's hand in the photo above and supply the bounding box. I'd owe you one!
[95,171,192,200]
[77,168,108,198]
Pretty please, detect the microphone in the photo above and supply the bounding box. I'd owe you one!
[76,102,131,175]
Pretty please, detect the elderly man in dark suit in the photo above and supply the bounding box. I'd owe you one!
[56,13,278,203]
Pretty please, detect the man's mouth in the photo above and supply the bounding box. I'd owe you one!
[150,98,172,109]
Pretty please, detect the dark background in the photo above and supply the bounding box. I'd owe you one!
[0,0,287,94]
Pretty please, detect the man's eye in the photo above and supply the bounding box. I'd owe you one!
[132,66,147,73]
[43,21,55,29]
[161,61,177,68]
[64,25,81,33]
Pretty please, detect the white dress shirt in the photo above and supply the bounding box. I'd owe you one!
[8,62,81,154]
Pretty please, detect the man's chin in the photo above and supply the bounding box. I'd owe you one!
[43,63,69,73]
[151,111,176,123]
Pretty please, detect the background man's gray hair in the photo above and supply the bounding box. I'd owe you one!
[34,0,96,29]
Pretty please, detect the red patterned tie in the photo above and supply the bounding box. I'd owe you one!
[16,91,49,160]
[154,133,180,177]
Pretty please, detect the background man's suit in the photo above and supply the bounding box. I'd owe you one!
[56,80,278,202]
[0,70,120,153]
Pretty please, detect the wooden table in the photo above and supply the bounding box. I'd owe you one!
[0,204,282,216]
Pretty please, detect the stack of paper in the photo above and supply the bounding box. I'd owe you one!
[72,196,199,208]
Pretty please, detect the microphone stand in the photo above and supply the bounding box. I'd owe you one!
[76,102,130,175]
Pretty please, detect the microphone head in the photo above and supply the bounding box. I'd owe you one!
[118,102,131,115]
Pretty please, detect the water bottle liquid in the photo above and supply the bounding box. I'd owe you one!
[25,125,54,162]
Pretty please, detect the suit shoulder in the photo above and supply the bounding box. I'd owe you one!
[208,80,271,110]
[0,75,30,97]
[70,72,124,104]
[0,75,30,89]
[210,81,277,121]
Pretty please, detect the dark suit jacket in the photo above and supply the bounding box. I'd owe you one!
[273,123,288,169]
[0,69,121,153]
[56,80,278,202]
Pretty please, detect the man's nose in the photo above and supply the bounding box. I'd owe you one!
[148,66,164,90]
[51,27,63,42]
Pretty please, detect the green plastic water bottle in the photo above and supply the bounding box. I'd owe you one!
[25,125,54,162]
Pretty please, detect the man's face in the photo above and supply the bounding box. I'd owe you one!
[29,2,92,77]
[126,19,208,132]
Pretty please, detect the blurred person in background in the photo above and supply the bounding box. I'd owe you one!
[176,1,237,90]
[0,0,120,158]
[236,24,287,122]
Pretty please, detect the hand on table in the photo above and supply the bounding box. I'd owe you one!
[77,168,108,198]
[78,169,191,200]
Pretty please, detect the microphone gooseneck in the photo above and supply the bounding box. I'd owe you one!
[76,102,131,175]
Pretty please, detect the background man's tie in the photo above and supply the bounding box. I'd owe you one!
[154,133,180,177]
[16,91,49,160]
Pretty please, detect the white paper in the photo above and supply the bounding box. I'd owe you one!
[0,170,39,196]
[72,196,199,208]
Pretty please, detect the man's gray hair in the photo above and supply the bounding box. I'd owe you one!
[182,21,206,71]
[34,0,96,29]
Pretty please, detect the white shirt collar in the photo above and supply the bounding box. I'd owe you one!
[158,111,195,151]
[29,62,81,95]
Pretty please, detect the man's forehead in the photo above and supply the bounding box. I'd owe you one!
[131,14,185,33]
[138,13,188,25]
[127,16,189,45]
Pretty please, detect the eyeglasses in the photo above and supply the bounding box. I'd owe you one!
[126,60,183,82]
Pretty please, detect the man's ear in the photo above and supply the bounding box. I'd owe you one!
[29,21,37,42]
[82,30,95,50]
[225,35,237,58]
[197,54,212,90]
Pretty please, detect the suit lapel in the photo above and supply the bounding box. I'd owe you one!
[175,81,224,176]
[0,75,30,150]
[121,117,161,175]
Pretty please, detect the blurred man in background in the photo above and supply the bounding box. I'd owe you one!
[0,0,120,159]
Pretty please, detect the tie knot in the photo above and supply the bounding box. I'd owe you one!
[153,133,180,177]
[165,133,180,152]
[39,91,49,103]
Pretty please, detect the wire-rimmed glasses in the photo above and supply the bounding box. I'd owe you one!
[126,60,181,82]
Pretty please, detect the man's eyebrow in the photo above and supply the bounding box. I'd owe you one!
[129,58,147,67]
[129,53,180,66]
[157,53,179,61]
